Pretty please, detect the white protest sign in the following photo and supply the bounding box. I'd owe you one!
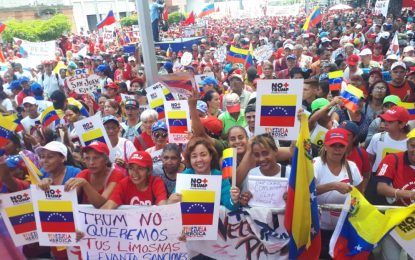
[66,73,100,94]
[74,114,111,147]
[254,44,274,63]
[103,31,114,43]
[15,38,56,63]
[175,174,222,240]
[374,0,390,17]
[248,177,288,208]
[30,185,78,246]
[74,68,87,75]
[165,100,190,144]
[146,86,167,120]
[391,213,415,258]
[214,45,227,62]
[147,82,175,101]
[254,79,303,140]
[76,203,188,259]
[194,72,215,86]
[187,206,290,259]
[310,123,328,149]
[0,190,38,246]
[180,52,193,66]
[120,93,135,102]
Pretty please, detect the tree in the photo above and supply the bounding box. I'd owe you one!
[168,11,186,25]
[120,15,139,27]
[2,14,71,42]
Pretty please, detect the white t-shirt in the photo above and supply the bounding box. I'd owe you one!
[1,98,13,112]
[109,137,137,163]
[242,164,291,193]
[38,73,63,98]
[366,132,408,172]
[21,116,40,134]
[145,147,163,167]
[314,157,362,230]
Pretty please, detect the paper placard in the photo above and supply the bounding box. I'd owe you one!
[391,213,415,258]
[74,114,111,147]
[248,176,288,208]
[254,79,303,140]
[0,190,39,246]
[214,45,227,62]
[175,174,222,240]
[165,100,190,143]
[310,124,328,148]
[253,44,274,63]
[146,87,167,119]
[194,72,215,92]
[120,93,135,102]
[103,31,114,43]
[76,203,188,259]
[374,0,390,17]
[66,73,100,94]
[30,185,78,246]
[157,73,196,99]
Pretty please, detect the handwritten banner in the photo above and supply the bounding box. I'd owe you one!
[66,73,100,94]
[165,100,190,144]
[15,38,56,63]
[374,0,390,17]
[248,177,288,208]
[30,185,78,246]
[254,44,274,63]
[0,190,38,246]
[254,79,303,140]
[187,206,290,259]
[391,213,415,258]
[214,45,227,62]
[76,204,188,259]
[175,174,221,240]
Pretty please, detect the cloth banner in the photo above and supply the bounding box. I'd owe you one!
[254,44,274,63]
[187,206,289,259]
[14,38,55,63]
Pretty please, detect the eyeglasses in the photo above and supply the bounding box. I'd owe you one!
[153,132,168,139]
[374,86,387,91]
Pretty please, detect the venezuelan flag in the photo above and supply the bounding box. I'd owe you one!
[167,111,188,134]
[19,151,43,185]
[330,187,415,259]
[5,203,36,235]
[260,94,297,127]
[399,102,415,120]
[4,114,24,132]
[181,190,215,225]
[38,200,76,233]
[341,85,364,112]
[40,106,64,128]
[227,46,249,65]
[68,97,89,117]
[0,114,17,146]
[303,7,322,32]
[96,10,116,30]
[221,148,235,179]
[285,113,321,259]
[328,70,343,91]
[199,3,215,18]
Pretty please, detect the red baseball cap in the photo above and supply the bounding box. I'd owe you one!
[201,116,223,135]
[128,151,153,168]
[347,54,360,66]
[105,82,119,89]
[324,128,350,146]
[116,57,124,63]
[81,141,110,156]
[379,106,409,124]
[367,33,377,39]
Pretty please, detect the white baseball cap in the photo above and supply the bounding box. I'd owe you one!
[391,61,407,71]
[404,46,415,53]
[386,54,398,60]
[128,56,136,62]
[22,96,37,105]
[36,141,68,160]
[359,48,372,56]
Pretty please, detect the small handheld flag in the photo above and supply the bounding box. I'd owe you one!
[399,102,415,120]
[328,70,343,91]
[40,106,64,128]
[221,148,236,185]
[341,85,364,112]
[19,152,43,185]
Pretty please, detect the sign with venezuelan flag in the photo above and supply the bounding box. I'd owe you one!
[175,174,221,240]
[165,100,190,143]
[146,87,166,120]
[30,185,78,246]
[74,114,111,147]
[0,190,38,246]
[255,79,303,140]
[157,73,195,99]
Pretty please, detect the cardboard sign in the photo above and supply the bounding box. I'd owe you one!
[165,100,190,143]
[253,44,274,63]
[248,176,288,208]
[310,124,328,149]
[0,190,38,246]
[66,73,100,94]
[175,174,222,240]
[254,79,303,140]
[74,114,111,147]
[30,185,78,246]
[194,72,215,92]
[76,204,188,259]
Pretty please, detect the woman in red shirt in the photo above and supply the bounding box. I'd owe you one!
[101,151,167,208]
[64,141,124,207]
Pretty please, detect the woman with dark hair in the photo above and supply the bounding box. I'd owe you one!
[62,104,86,150]
[169,137,240,211]
[363,79,390,121]
[202,90,222,117]
[226,126,249,166]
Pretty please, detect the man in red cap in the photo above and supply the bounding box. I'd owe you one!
[344,54,363,82]
[104,82,122,103]
[363,33,377,52]
[388,61,415,101]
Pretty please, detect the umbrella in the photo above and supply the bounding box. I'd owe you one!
[329,4,353,11]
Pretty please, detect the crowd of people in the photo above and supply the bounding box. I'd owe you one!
[1,4,415,260]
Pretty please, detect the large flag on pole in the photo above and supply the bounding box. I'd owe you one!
[302,7,322,32]
[183,11,195,26]
[330,187,415,259]
[284,113,321,259]
[96,10,116,30]
[199,3,215,18]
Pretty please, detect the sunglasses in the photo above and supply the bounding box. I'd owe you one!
[153,132,168,139]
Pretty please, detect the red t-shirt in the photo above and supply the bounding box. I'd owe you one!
[388,80,415,102]
[109,175,167,206]
[133,132,154,151]
[347,146,371,178]
[376,152,415,206]
[16,91,28,106]
[76,168,125,204]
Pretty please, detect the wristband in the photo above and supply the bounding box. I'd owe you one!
[394,189,400,200]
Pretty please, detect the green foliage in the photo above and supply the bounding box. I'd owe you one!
[168,11,186,24]
[2,14,71,42]
[120,15,139,27]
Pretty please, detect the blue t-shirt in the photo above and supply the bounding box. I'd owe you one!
[182,168,238,211]
[41,166,81,184]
